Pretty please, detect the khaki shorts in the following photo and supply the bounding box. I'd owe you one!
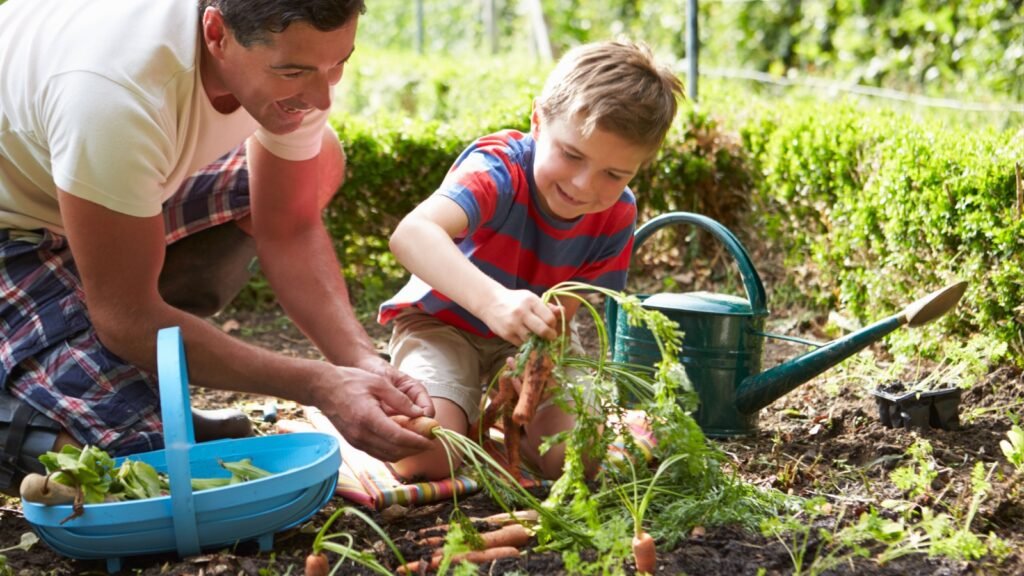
[388,308,583,422]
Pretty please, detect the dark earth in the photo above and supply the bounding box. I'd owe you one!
[2,296,1022,575]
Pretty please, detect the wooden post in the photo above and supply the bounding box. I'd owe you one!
[686,0,699,102]
[483,0,498,54]
[416,0,424,54]
[523,0,554,62]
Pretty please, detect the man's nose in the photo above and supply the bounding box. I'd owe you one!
[305,74,332,111]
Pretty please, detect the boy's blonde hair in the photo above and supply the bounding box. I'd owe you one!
[537,39,684,157]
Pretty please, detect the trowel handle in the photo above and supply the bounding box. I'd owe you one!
[632,212,768,315]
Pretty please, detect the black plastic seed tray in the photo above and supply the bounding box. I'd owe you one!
[871,386,962,431]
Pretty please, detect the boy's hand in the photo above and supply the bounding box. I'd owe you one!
[480,289,559,346]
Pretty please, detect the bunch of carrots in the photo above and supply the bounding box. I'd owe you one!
[396,517,533,574]
[304,509,537,576]
[473,340,557,480]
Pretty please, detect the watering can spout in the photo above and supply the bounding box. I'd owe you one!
[734,281,968,415]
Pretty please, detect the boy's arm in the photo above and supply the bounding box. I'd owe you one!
[390,195,559,345]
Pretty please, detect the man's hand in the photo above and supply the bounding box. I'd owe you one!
[314,364,435,461]
[353,354,435,418]
[479,289,560,346]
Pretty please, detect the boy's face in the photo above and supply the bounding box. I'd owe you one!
[528,105,647,219]
[530,106,650,221]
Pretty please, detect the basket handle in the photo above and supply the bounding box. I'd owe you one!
[157,327,200,557]
[632,211,768,315]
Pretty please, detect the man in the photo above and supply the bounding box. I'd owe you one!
[0,0,434,494]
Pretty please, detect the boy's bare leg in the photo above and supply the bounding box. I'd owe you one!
[390,398,468,481]
[522,402,601,480]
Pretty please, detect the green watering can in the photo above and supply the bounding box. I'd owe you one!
[606,212,968,437]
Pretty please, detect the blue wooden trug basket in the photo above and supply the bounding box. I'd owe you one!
[23,327,341,573]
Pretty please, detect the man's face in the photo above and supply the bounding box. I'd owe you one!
[209,13,358,135]
[530,106,650,221]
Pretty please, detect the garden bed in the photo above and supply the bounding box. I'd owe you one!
[2,306,1022,575]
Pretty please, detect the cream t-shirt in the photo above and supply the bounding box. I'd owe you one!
[0,0,327,234]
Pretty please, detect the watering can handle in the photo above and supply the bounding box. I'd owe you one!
[632,212,768,315]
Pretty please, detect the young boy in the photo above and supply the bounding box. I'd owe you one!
[378,39,684,481]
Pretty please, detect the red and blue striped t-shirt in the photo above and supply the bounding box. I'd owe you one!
[378,130,636,337]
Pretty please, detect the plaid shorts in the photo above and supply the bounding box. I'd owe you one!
[0,144,251,456]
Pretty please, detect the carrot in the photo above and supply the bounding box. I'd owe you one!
[304,552,329,576]
[416,534,447,548]
[478,369,518,435]
[418,523,531,549]
[416,509,540,535]
[502,409,524,482]
[479,509,540,525]
[390,415,441,439]
[632,531,657,575]
[512,348,554,425]
[396,546,521,574]
[479,523,531,548]
[19,473,78,506]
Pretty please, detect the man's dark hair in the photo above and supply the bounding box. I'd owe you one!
[198,0,366,47]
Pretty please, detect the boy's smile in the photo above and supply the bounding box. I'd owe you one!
[530,106,651,221]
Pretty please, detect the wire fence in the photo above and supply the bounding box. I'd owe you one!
[702,67,1024,115]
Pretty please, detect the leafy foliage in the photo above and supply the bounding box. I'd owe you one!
[456,283,792,571]
[0,533,37,576]
[1001,424,1024,472]
[39,445,117,504]
[356,0,1023,101]
[38,445,272,505]
[712,0,1024,101]
[889,439,938,499]
[740,94,1024,362]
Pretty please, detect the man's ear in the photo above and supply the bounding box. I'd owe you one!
[202,7,228,58]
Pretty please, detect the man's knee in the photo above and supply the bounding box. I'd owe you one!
[159,222,257,317]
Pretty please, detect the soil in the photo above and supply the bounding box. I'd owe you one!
[2,303,1022,576]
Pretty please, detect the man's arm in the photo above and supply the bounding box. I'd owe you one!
[245,134,436,419]
[389,194,560,346]
[245,135,375,366]
[57,188,433,460]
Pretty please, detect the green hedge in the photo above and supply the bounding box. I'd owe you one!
[323,116,495,312]
[739,97,1023,361]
